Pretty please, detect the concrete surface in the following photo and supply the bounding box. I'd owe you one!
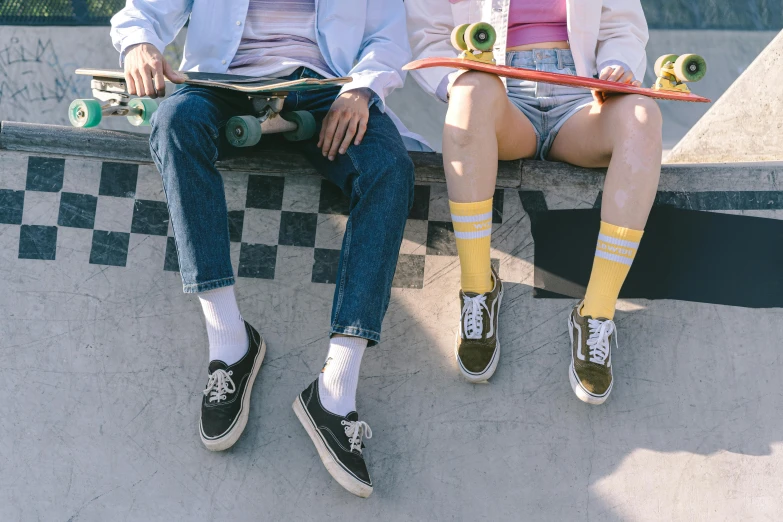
[667,30,783,163]
[3,140,783,520]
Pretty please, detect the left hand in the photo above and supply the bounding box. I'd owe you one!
[592,65,642,105]
[318,88,372,161]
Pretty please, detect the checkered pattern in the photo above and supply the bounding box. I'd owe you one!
[1,155,506,289]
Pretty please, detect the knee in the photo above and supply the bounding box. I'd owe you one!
[448,71,506,112]
[618,96,663,142]
[150,93,217,149]
[374,150,416,212]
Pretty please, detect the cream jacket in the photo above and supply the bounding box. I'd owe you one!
[405,0,649,101]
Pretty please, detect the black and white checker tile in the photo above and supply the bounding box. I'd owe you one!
[1,155,507,289]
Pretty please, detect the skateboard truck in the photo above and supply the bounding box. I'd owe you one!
[225,95,316,148]
[69,76,158,128]
[652,54,707,94]
[451,22,497,65]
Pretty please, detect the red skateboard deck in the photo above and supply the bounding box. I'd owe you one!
[404,58,711,103]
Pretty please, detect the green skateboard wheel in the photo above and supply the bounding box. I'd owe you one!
[127,98,158,126]
[465,22,496,52]
[282,111,317,142]
[226,115,262,147]
[674,54,707,83]
[451,24,470,52]
[653,54,679,77]
[69,99,102,128]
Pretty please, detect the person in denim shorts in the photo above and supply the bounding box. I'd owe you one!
[407,0,662,405]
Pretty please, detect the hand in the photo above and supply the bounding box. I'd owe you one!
[318,88,372,161]
[124,43,185,98]
[592,65,642,105]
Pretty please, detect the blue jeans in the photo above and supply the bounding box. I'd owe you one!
[149,68,415,345]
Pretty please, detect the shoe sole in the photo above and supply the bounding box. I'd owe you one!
[455,285,503,383]
[200,338,266,451]
[292,396,373,498]
[567,315,611,405]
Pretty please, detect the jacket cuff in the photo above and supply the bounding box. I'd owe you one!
[339,74,389,112]
[116,31,165,67]
[596,59,635,80]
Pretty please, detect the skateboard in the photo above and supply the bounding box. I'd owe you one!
[404,23,710,103]
[69,68,351,147]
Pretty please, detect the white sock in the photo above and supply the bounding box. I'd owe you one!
[198,286,249,366]
[317,336,368,416]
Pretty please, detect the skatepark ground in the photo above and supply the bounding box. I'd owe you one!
[2,119,783,520]
[2,24,783,522]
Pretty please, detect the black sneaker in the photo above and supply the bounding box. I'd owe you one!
[455,266,504,383]
[292,379,373,498]
[199,322,266,451]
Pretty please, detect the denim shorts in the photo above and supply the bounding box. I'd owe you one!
[506,48,594,160]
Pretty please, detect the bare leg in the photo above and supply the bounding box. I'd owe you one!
[548,94,663,229]
[443,72,538,203]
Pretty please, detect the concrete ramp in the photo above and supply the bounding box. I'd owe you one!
[3,122,783,520]
[667,30,783,163]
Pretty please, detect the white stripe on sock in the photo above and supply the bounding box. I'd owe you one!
[595,250,634,265]
[451,211,493,223]
[454,228,492,239]
[597,233,640,249]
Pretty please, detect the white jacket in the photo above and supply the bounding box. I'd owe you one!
[405,0,649,101]
[111,0,427,148]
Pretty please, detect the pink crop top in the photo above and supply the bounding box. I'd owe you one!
[507,0,568,47]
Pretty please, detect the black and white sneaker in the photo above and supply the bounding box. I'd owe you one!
[292,379,373,498]
[199,322,266,451]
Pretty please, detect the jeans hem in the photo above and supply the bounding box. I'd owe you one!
[330,325,380,346]
[183,277,236,294]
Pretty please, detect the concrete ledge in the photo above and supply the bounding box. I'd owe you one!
[3,121,783,192]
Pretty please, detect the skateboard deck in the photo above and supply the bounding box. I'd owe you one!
[403,58,711,103]
[75,68,351,93]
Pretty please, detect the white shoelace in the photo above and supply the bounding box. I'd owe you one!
[203,369,236,403]
[586,319,618,365]
[341,419,373,453]
[461,294,489,339]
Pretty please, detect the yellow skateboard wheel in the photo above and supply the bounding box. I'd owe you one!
[465,22,496,52]
[673,54,707,83]
[451,24,470,52]
[654,54,679,77]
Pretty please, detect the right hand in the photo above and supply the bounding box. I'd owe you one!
[124,43,185,98]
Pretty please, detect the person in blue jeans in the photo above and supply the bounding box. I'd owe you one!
[111,0,424,497]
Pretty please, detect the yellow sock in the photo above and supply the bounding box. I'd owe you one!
[449,198,493,294]
[582,221,644,320]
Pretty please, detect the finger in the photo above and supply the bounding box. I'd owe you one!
[163,60,185,83]
[599,67,614,81]
[338,117,359,155]
[132,70,146,96]
[125,70,137,95]
[153,61,166,98]
[592,90,605,106]
[354,117,368,146]
[608,67,625,83]
[328,116,350,160]
[321,112,341,156]
[619,71,634,84]
[632,80,642,87]
[141,66,156,98]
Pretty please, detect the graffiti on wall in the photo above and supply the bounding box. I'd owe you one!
[0,36,81,121]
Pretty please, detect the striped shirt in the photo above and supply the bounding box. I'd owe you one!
[228,0,335,79]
